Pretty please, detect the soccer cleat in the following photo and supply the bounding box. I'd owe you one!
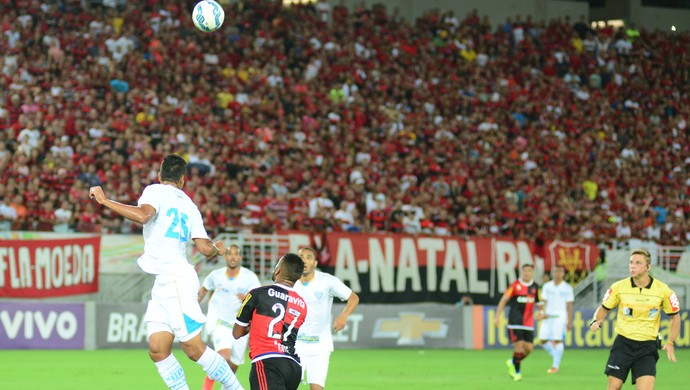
[514,373,523,382]
[547,367,559,374]
[506,359,516,379]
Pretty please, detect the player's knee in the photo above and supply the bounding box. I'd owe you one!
[149,349,168,362]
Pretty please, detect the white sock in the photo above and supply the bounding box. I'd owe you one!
[553,342,565,368]
[155,354,189,390]
[542,341,555,359]
[197,347,244,390]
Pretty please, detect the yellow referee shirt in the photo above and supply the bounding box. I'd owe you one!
[602,277,680,341]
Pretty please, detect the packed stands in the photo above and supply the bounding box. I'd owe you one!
[1,0,689,245]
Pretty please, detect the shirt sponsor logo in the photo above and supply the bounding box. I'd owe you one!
[669,293,680,312]
[268,288,306,309]
[516,296,535,303]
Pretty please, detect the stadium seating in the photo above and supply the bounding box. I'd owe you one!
[1,0,689,245]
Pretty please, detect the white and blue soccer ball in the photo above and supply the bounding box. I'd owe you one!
[192,0,225,32]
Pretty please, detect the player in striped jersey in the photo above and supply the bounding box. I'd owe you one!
[495,263,545,382]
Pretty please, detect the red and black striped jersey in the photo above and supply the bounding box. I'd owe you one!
[505,279,541,330]
[236,284,307,363]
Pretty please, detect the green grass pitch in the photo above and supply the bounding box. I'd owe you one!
[1,348,688,389]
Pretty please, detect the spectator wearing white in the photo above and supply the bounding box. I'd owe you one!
[333,202,358,232]
[309,191,334,219]
[54,200,74,233]
[0,198,17,231]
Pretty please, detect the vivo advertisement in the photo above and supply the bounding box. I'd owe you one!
[0,302,85,349]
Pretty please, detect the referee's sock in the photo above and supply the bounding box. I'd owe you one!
[512,353,525,373]
[196,347,244,390]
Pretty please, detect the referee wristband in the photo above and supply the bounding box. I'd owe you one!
[667,341,675,346]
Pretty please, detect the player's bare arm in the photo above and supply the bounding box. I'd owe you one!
[89,186,156,224]
[198,287,209,303]
[588,305,610,332]
[534,301,546,320]
[233,323,249,340]
[194,238,226,258]
[334,292,360,332]
[662,314,680,363]
[494,292,511,328]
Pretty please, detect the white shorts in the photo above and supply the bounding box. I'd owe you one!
[210,324,249,366]
[144,266,206,343]
[538,317,567,342]
[300,352,331,387]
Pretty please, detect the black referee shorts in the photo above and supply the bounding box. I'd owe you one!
[604,335,659,384]
[250,357,302,390]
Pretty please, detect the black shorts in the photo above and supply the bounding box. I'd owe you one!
[250,357,302,390]
[508,328,534,343]
[605,335,659,384]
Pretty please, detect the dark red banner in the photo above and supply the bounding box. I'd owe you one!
[279,231,599,304]
[0,236,101,297]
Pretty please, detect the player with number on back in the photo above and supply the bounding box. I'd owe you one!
[199,244,261,390]
[89,154,243,390]
[234,253,307,390]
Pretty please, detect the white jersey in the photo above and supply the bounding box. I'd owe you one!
[202,266,261,333]
[542,280,574,319]
[136,184,208,275]
[294,270,352,355]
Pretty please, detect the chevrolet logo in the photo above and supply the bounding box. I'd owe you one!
[373,312,448,346]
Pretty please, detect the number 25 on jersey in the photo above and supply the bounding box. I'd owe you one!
[164,208,189,242]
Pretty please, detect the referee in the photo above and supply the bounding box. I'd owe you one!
[589,248,680,390]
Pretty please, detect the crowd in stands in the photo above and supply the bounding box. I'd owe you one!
[1,0,690,245]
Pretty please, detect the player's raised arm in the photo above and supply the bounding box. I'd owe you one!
[89,186,156,224]
[194,238,226,258]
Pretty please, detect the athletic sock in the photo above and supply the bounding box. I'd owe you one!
[512,352,525,373]
[202,375,215,390]
[553,342,565,369]
[155,354,189,390]
[196,347,243,390]
[542,341,555,359]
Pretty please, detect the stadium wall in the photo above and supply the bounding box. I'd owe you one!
[4,301,688,350]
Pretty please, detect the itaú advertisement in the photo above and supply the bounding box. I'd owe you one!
[0,236,100,297]
[473,306,689,349]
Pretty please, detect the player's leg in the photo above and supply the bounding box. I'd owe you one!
[145,295,190,390]
[552,341,564,370]
[181,332,243,390]
[301,353,330,390]
[204,327,236,390]
[149,327,189,389]
[172,272,243,390]
[506,330,519,379]
[229,333,250,373]
[539,318,556,366]
[548,319,566,373]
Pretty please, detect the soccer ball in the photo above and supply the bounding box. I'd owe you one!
[192,0,225,32]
